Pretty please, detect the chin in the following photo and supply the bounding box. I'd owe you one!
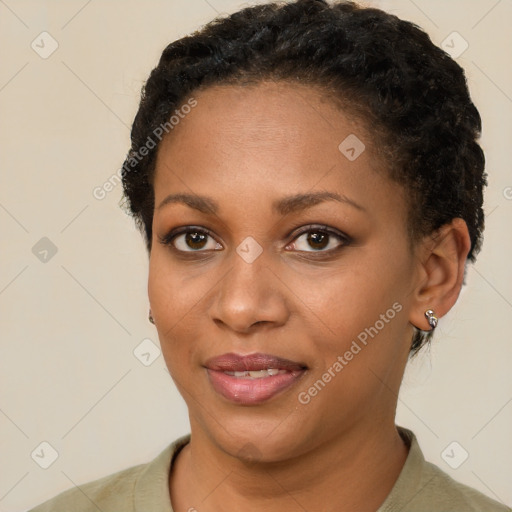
[193,407,312,464]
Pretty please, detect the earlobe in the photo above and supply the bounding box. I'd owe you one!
[409,218,471,331]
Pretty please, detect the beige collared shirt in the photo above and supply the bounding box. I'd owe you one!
[28,426,511,511]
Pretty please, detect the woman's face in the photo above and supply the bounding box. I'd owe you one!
[149,82,421,461]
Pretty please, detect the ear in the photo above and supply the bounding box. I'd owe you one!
[409,218,471,331]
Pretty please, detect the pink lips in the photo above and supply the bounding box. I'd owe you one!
[204,352,307,405]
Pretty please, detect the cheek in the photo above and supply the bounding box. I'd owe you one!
[148,250,225,385]
[148,250,208,322]
[305,265,401,328]
[295,268,408,417]
[301,248,411,364]
[148,253,199,362]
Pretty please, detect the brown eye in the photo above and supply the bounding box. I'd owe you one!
[288,226,349,253]
[184,231,208,250]
[160,227,223,252]
[306,232,329,250]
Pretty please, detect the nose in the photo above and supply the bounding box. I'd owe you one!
[209,251,290,334]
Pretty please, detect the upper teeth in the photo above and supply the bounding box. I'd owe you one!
[224,368,284,378]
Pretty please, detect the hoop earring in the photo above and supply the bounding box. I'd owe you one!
[148,309,155,324]
[424,309,438,330]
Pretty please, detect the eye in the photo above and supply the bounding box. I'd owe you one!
[159,227,223,252]
[286,225,350,253]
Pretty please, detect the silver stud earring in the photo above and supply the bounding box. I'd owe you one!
[424,309,438,330]
[148,310,155,324]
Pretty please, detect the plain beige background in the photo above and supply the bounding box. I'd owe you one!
[0,0,511,510]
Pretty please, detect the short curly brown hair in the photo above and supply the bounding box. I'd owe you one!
[120,0,486,356]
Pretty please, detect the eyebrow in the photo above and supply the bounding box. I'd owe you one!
[156,191,365,215]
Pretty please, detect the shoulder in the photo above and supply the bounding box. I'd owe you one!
[378,427,511,512]
[28,463,144,512]
[418,458,511,511]
[28,435,190,512]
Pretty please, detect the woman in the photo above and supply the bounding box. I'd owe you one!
[29,0,510,510]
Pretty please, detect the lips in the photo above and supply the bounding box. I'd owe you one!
[204,352,307,405]
[205,352,306,372]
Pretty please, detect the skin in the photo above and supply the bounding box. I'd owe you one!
[147,81,470,512]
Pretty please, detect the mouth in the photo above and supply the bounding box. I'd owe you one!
[204,352,308,405]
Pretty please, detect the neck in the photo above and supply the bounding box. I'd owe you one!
[170,420,409,512]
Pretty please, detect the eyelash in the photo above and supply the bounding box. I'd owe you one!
[158,224,351,257]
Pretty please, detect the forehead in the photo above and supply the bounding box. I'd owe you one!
[152,81,404,220]
[166,81,369,149]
